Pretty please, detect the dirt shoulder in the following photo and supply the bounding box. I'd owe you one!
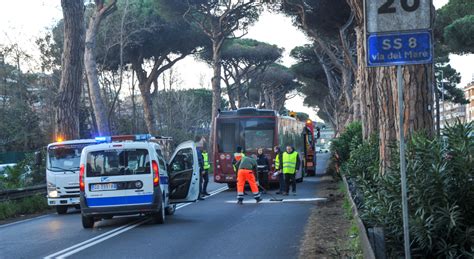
[299,175,362,258]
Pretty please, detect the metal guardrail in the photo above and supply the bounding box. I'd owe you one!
[0,184,46,202]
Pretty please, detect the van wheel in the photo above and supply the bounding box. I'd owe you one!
[153,200,165,224]
[56,205,68,214]
[165,204,176,215]
[82,215,94,228]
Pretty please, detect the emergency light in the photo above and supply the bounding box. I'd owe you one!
[95,134,152,143]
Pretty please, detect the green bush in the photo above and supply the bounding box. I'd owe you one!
[0,195,48,220]
[330,121,362,164]
[339,122,473,257]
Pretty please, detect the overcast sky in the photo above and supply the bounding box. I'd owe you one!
[0,0,472,121]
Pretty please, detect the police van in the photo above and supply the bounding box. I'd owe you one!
[79,134,200,228]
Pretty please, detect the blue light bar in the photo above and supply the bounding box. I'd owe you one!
[95,136,111,142]
[135,134,152,141]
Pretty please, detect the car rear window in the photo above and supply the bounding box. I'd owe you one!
[86,149,150,177]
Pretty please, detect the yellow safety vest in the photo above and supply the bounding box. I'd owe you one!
[275,154,280,170]
[203,152,210,170]
[233,153,245,172]
[282,152,298,174]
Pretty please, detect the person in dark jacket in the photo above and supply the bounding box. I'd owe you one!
[256,148,270,193]
[196,146,205,200]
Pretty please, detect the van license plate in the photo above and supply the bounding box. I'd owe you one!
[91,183,117,191]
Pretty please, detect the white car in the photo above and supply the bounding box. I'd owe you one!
[79,134,200,228]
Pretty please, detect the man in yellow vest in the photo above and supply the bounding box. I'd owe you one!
[201,148,211,196]
[282,145,300,196]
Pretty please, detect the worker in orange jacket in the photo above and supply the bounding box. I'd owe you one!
[236,155,262,205]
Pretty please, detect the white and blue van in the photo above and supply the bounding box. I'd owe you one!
[79,134,200,228]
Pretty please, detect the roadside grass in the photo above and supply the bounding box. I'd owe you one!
[340,182,363,258]
[0,195,49,220]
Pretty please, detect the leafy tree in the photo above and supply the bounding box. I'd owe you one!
[0,48,45,152]
[247,63,301,112]
[157,0,262,153]
[290,45,333,124]
[278,0,356,133]
[435,0,474,55]
[96,0,208,135]
[201,38,283,109]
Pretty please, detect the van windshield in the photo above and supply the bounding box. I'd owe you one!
[86,149,150,177]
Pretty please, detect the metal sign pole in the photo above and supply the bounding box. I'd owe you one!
[397,65,411,259]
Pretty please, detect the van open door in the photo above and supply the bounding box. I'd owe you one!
[168,141,200,203]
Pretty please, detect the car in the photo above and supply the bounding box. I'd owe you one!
[79,134,200,228]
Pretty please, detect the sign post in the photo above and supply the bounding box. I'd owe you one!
[365,1,433,258]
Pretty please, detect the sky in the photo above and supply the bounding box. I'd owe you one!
[0,0,472,121]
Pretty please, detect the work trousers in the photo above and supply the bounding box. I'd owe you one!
[237,169,260,200]
[284,173,296,193]
[201,169,209,194]
[278,172,285,192]
[257,171,269,190]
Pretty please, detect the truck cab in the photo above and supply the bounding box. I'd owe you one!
[45,139,97,214]
[79,134,200,228]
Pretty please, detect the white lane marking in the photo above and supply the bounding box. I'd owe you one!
[45,185,229,259]
[225,197,328,204]
[44,218,144,259]
[0,214,50,229]
[56,219,152,259]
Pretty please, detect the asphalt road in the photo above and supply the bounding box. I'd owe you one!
[0,153,330,259]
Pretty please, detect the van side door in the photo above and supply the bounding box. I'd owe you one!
[168,141,200,203]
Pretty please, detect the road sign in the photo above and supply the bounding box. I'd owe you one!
[367,31,432,66]
[366,0,431,33]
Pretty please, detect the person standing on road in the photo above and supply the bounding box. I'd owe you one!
[236,155,262,205]
[196,146,205,200]
[256,148,270,193]
[282,146,300,196]
[201,148,211,196]
[273,146,285,194]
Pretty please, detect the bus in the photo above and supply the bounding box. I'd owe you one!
[213,108,313,188]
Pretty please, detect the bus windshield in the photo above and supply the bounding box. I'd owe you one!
[47,144,91,172]
[217,117,275,153]
[241,118,275,152]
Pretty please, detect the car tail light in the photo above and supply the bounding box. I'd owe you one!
[152,161,159,186]
[79,164,85,191]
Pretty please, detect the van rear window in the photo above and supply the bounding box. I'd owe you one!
[86,149,150,177]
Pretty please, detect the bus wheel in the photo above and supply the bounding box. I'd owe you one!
[227,183,236,189]
[56,205,68,214]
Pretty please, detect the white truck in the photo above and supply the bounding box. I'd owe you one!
[38,139,98,214]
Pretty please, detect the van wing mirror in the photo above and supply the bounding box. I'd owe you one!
[34,151,42,166]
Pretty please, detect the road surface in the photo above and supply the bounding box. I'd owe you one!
[0,153,330,259]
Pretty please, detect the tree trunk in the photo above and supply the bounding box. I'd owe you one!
[55,0,84,141]
[347,0,434,174]
[84,6,112,136]
[139,83,158,135]
[209,39,223,159]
